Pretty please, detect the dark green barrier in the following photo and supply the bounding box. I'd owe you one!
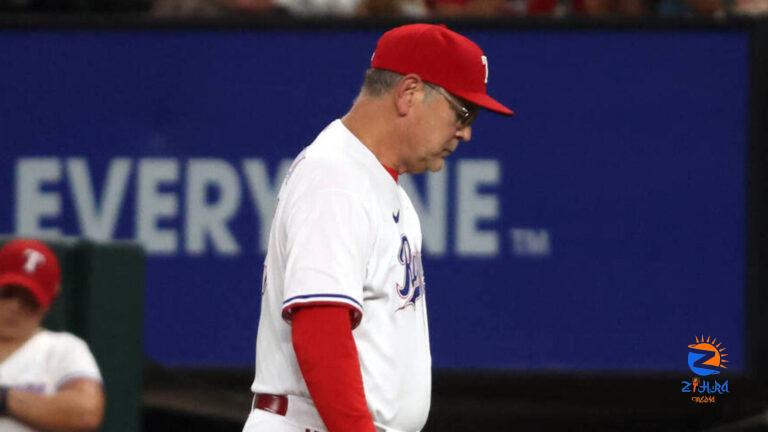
[43,239,79,332]
[76,241,145,432]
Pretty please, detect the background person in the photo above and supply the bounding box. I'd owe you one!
[0,239,104,432]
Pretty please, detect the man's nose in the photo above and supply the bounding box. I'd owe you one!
[456,124,472,142]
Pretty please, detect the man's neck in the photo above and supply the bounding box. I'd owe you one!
[341,99,403,174]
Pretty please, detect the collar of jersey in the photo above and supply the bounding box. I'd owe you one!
[334,119,399,184]
[381,164,399,183]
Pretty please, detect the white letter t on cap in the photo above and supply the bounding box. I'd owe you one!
[23,249,46,274]
[481,56,489,84]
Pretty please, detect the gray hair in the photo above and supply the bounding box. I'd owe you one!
[362,68,402,96]
[361,68,437,99]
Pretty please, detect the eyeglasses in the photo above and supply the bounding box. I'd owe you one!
[426,83,479,127]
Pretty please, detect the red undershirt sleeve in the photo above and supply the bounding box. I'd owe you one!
[291,305,376,432]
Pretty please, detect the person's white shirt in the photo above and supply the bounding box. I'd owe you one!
[0,330,102,432]
[274,0,427,17]
[274,0,361,16]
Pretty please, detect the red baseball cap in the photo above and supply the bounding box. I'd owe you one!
[0,239,61,309]
[371,23,514,116]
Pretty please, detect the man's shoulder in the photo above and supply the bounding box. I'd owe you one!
[306,120,367,164]
[289,123,375,196]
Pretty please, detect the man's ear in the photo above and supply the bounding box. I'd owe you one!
[393,74,424,117]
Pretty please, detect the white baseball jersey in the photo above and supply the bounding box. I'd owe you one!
[251,119,431,432]
[0,330,102,432]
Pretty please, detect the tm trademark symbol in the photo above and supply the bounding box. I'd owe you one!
[509,228,551,258]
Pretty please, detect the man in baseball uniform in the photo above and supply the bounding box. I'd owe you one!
[244,23,514,432]
[0,239,104,432]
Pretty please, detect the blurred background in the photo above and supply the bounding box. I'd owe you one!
[1,0,767,430]
[2,0,768,18]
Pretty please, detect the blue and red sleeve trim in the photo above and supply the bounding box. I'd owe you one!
[282,294,363,329]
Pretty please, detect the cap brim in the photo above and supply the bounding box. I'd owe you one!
[453,90,515,116]
[0,273,50,308]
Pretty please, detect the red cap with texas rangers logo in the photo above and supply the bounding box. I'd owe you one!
[371,23,515,116]
[0,239,61,308]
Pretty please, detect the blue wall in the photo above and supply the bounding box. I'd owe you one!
[0,28,748,371]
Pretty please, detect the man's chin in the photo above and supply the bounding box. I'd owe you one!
[428,158,446,173]
[0,328,20,340]
[406,158,445,174]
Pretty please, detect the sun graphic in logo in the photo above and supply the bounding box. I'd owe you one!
[687,335,728,377]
